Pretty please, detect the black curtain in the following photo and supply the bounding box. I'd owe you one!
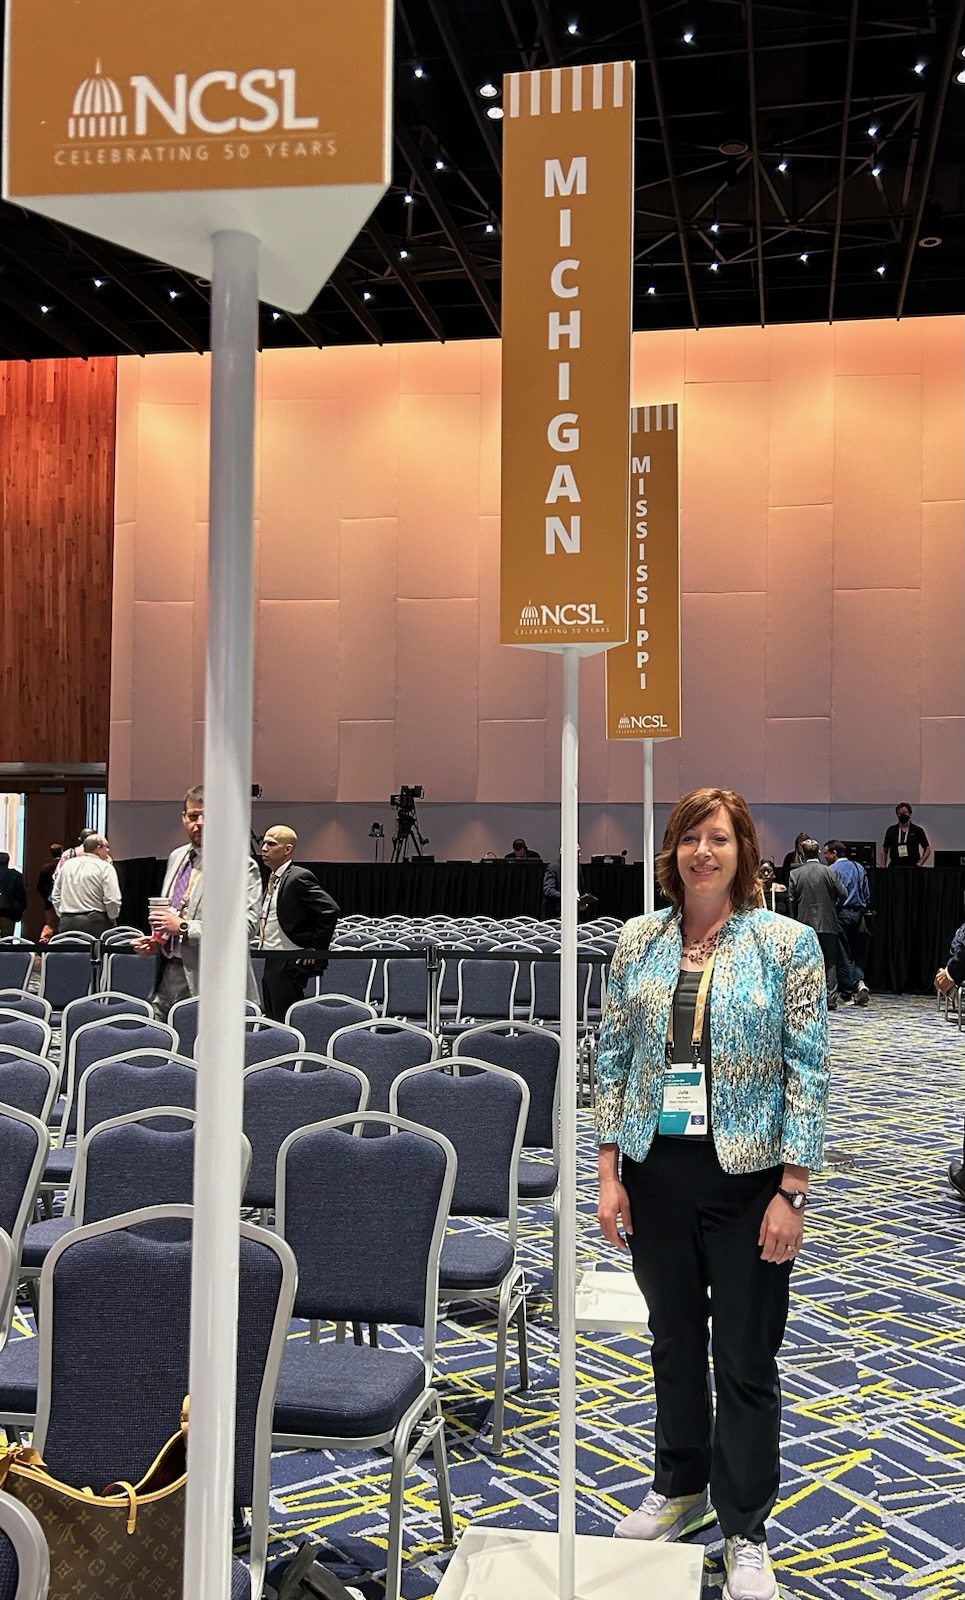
[112,856,965,993]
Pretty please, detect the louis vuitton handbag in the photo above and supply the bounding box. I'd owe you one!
[0,1402,187,1600]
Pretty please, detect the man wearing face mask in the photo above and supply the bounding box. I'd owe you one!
[881,804,930,868]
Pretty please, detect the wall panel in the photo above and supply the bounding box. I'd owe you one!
[0,358,116,764]
[109,317,964,849]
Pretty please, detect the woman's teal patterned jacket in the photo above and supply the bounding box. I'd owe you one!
[595,905,830,1174]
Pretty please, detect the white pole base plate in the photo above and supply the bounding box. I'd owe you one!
[575,1264,650,1334]
[434,1528,705,1599]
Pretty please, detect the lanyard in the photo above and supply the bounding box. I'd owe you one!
[666,951,716,1066]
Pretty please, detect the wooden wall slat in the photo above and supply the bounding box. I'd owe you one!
[0,357,117,763]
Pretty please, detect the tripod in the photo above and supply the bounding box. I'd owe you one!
[390,805,428,863]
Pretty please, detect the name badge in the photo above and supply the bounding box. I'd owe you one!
[659,1066,708,1137]
[898,843,908,858]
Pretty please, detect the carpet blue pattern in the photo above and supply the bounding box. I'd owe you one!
[6,995,963,1597]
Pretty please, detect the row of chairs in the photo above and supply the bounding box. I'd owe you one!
[0,1050,548,1597]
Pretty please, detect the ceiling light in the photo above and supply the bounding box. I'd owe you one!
[435,158,444,170]
[92,277,104,288]
[647,285,656,295]
[404,192,413,204]
[718,138,748,156]
[709,262,719,273]
[956,68,965,83]
[871,164,882,177]
[168,289,179,299]
[709,221,720,233]
[478,82,499,98]
[485,222,495,233]
[39,304,50,313]
[271,312,281,321]
[399,249,408,259]
[567,21,578,34]
[918,234,941,248]
[800,252,809,262]
[778,160,788,173]
[487,105,504,120]
[683,31,695,44]
[876,264,886,276]
[413,65,424,79]
[914,60,925,74]
[867,123,879,136]
[363,291,373,300]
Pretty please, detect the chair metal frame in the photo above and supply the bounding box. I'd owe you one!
[389,1058,530,1455]
[59,1016,178,1145]
[273,1111,457,1600]
[0,992,51,1025]
[0,1106,49,1352]
[0,1463,50,1599]
[0,1048,59,1126]
[0,1012,53,1062]
[453,1022,562,1323]
[30,1205,295,1600]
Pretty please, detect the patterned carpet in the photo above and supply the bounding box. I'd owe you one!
[263,995,965,1599]
[7,995,964,1597]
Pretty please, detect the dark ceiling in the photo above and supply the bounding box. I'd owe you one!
[0,0,964,358]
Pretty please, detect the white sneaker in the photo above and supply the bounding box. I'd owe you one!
[723,1536,777,1600]
[614,1486,716,1541]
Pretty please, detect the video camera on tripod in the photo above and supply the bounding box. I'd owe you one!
[389,785,428,863]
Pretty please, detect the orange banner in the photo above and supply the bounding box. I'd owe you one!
[500,63,634,651]
[605,404,681,739]
[3,0,389,197]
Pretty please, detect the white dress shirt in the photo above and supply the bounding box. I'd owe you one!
[52,854,122,920]
[260,859,299,951]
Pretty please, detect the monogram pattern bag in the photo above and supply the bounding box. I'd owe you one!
[0,1404,187,1600]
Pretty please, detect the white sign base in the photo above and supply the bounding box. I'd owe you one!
[574,1264,650,1335]
[435,1528,705,1600]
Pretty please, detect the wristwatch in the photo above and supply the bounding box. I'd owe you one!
[178,919,190,939]
[778,1187,807,1211]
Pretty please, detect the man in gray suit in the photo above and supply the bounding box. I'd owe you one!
[139,785,262,1020]
[788,839,846,1010]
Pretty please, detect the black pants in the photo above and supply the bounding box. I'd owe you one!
[817,930,838,1004]
[58,911,113,938]
[622,1137,790,1542]
[262,955,314,1023]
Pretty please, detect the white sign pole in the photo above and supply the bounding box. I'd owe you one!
[184,227,259,1599]
[558,644,580,1600]
[643,739,655,914]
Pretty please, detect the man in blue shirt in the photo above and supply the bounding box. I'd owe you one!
[824,841,871,1006]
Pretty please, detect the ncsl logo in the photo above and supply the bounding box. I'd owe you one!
[517,601,605,628]
[618,714,669,731]
[67,61,319,141]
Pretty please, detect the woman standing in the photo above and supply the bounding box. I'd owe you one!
[596,788,829,1600]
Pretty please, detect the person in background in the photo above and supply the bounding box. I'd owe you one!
[823,842,871,1006]
[53,828,96,882]
[0,852,27,937]
[934,926,965,1200]
[505,837,542,860]
[780,833,808,888]
[788,840,846,1010]
[138,785,262,1021]
[37,843,62,942]
[259,826,340,1022]
[596,787,829,1600]
[758,859,789,917]
[882,803,930,868]
[51,834,120,937]
[542,848,596,921]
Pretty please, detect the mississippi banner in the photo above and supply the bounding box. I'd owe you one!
[605,404,681,738]
[500,62,634,651]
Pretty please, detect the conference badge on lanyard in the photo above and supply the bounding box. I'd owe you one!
[659,954,714,1137]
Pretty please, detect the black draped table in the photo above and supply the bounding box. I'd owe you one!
[114,857,965,995]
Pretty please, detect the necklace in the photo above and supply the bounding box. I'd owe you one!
[681,927,722,964]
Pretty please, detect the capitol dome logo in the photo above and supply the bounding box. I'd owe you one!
[519,601,540,627]
[68,61,127,140]
[618,715,632,731]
